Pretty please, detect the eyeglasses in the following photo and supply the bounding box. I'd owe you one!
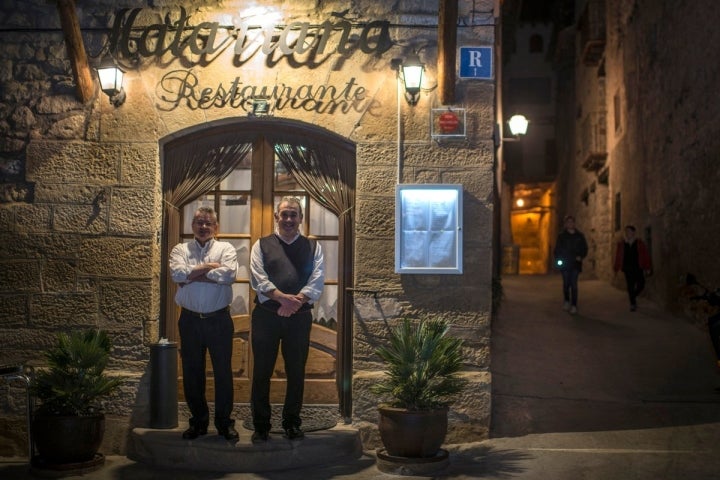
[193,220,217,227]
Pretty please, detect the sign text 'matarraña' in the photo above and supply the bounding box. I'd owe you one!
[109,8,393,113]
[109,8,393,64]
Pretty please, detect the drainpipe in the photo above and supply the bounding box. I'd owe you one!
[397,73,403,184]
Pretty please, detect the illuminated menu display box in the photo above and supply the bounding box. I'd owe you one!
[395,184,463,274]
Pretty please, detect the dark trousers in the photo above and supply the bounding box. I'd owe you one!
[178,308,235,429]
[251,306,312,432]
[561,268,580,306]
[623,269,645,306]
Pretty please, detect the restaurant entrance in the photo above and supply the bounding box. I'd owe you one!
[161,119,356,412]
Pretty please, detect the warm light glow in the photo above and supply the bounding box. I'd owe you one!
[97,66,124,95]
[515,198,524,208]
[402,64,423,92]
[96,58,126,107]
[508,114,529,136]
[400,53,424,105]
[237,7,283,25]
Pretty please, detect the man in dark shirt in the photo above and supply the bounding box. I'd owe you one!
[249,196,325,442]
[554,215,589,314]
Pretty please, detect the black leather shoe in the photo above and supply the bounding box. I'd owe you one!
[284,426,304,440]
[251,430,270,443]
[182,424,208,439]
[217,425,239,442]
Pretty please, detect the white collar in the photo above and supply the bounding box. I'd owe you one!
[275,232,300,244]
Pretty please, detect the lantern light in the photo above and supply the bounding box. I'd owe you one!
[249,96,270,117]
[508,114,529,136]
[96,56,126,107]
[392,53,425,105]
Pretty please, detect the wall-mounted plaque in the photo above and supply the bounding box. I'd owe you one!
[459,46,493,79]
[431,108,466,138]
[395,184,463,274]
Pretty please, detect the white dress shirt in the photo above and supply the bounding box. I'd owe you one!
[169,238,238,313]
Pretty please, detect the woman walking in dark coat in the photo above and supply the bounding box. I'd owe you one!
[614,225,652,311]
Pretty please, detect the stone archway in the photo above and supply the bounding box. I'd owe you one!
[159,117,356,417]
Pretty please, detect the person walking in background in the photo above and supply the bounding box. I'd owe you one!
[169,206,239,442]
[249,196,325,443]
[614,225,652,311]
[554,215,588,314]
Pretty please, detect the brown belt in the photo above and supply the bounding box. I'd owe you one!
[181,306,229,319]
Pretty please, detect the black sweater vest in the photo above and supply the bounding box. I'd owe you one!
[256,235,316,312]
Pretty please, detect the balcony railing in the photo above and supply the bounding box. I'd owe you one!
[579,111,607,171]
[577,0,606,66]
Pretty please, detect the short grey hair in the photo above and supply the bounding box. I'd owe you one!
[194,206,217,221]
[276,196,303,216]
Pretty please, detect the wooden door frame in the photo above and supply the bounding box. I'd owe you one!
[160,118,356,417]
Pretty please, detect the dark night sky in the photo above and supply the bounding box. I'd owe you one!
[519,0,556,22]
[513,0,575,26]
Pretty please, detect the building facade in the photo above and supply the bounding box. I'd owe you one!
[0,0,498,456]
[553,0,720,309]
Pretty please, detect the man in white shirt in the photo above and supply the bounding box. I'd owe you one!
[169,206,239,442]
[249,197,324,442]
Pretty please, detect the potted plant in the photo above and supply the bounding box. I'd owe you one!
[371,318,466,458]
[29,329,124,465]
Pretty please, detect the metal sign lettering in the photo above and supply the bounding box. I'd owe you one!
[109,8,393,67]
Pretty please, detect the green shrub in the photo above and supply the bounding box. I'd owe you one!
[372,318,466,411]
[30,329,124,416]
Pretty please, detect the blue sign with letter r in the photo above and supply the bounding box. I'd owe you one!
[459,46,493,79]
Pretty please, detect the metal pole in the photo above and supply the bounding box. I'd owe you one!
[1,365,34,461]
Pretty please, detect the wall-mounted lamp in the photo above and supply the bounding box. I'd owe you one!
[96,56,126,107]
[507,114,529,136]
[493,114,530,147]
[392,53,425,105]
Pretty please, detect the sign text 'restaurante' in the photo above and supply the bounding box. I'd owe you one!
[158,70,368,113]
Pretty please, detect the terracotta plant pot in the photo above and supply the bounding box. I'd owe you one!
[32,413,105,464]
[377,405,448,458]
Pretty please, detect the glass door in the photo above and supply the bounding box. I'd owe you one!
[175,137,339,404]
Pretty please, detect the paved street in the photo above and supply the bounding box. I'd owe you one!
[3,274,720,479]
[487,274,720,479]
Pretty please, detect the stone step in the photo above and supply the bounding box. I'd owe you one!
[127,424,363,473]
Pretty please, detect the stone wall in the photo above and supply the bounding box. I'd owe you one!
[0,0,497,456]
[611,0,720,304]
[555,0,720,308]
